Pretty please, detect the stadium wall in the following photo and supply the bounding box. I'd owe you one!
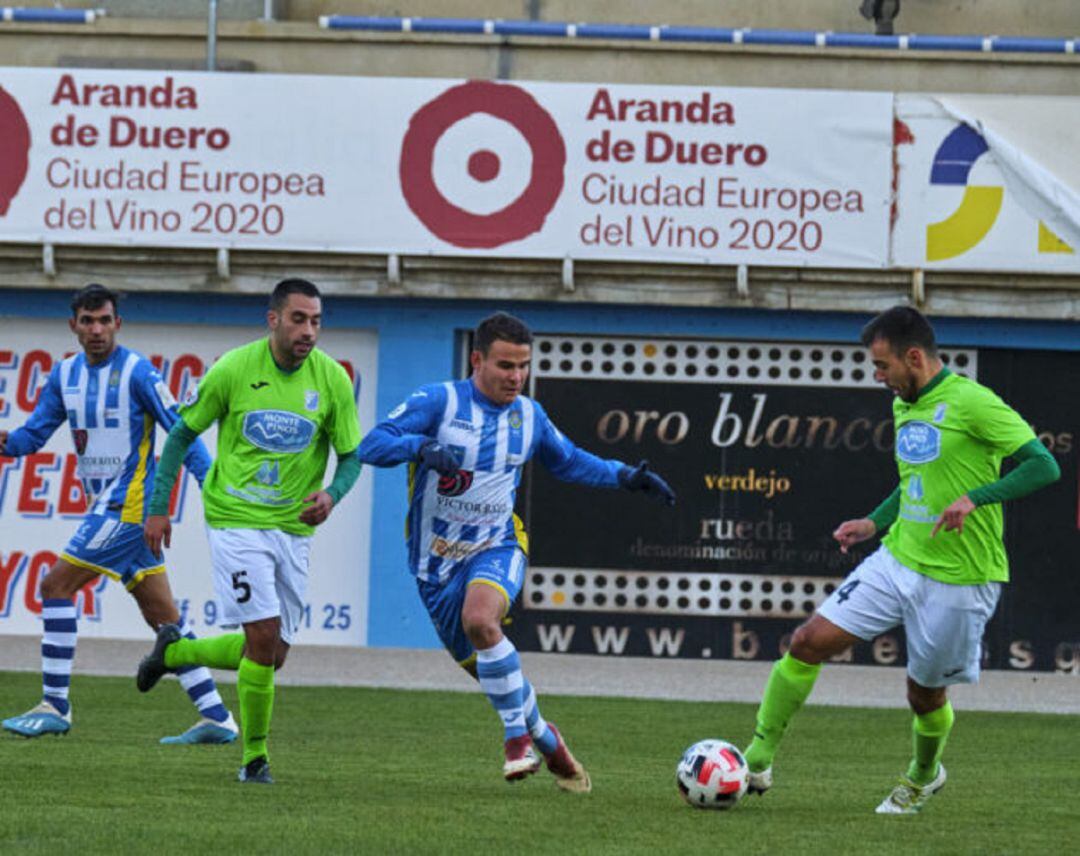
[1,288,1075,669]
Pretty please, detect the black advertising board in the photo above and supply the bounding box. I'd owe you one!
[509,335,1079,673]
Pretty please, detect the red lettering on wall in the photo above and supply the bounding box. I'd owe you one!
[0,456,20,506]
[17,350,52,412]
[0,348,16,416]
[169,353,204,400]
[18,453,58,515]
[0,551,27,615]
[22,550,56,615]
[57,454,88,516]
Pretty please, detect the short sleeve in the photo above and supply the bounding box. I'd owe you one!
[965,385,1037,457]
[179,356,230,433]
[327,363,362,454]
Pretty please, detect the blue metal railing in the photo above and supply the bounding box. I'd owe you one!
[1,7,101,23]
[319,14,1079,57]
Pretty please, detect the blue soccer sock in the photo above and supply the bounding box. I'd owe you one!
[476,637,527,740]
[522,678,558,755]
[41,598,77,716]
[173,619,229,723]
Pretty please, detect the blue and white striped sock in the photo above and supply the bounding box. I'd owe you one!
[174,619,229,724]
[41,598,77,716]
[476,637,527,740]
[522,678,558,755]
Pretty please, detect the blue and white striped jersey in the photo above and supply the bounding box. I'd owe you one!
[359,378,625,582]
[4,344,211,522]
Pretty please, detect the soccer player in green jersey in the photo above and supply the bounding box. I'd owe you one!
[742,306,1060,814]
[135,278,363,784]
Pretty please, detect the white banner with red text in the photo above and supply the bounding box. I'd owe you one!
[0,321,377,645]
[0,68,893,268]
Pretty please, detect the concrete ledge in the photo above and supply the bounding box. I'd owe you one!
[0,635,1076,714]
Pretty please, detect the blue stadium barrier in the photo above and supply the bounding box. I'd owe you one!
[741,28,820,47]
[1,7,101,23]
[318,14,1080,57]
[658,26,737,44]
[575,23,653,41]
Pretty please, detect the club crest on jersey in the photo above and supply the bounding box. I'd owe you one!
[108,369,120,388]
[896,421,940,464]
[933,403,948,424]
[437,469,474,497]
[508,411,523,430]
[304,390,319,411]
[73,428,88,455]
[243,409,316,453]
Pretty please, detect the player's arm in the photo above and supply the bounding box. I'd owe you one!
[934,439,1061,537]
[132,363,213,485]
[534,404,675,504]
[357,384,447,468]
[144,363,227,555]
[0,364,67,456]
[933,391,1059,537]
[300,366,364,526]
[833,485,899,553]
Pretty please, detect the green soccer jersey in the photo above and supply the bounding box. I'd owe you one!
[181,338,361,536]
[881,368,1036,584]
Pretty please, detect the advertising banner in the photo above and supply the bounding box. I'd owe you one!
[0,320,378,645]
[0,68,892,267]
[892,93,1080,273]
[511,335,1079,673]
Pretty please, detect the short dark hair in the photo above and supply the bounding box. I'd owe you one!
[70,283,119,317]
[860,305,938,357]
[270,278,321,312]
[474,312,533,355]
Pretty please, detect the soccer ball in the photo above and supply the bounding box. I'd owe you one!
[676,739,749,810]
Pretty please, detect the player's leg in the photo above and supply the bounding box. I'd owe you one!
[2,558,97,737]
[745,546,902,790]
[234,528,306,784]
[128,571,237,744]
[459,578,541,779]
[464,546,590,790]
[236,615,281,784]
[876,575,999,814]
[136,528,282,781]
[742,614,856,784]
[905,679,952,785]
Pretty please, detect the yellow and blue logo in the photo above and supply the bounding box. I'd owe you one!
[927,123,1073,261]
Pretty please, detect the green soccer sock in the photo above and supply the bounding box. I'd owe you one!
[744,653,822,772]
[164,632,245,670]
[238,657,276,765]
[906,701,954,786]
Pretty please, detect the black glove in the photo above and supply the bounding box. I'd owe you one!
[418,439,462,477]
[618,460,676,506]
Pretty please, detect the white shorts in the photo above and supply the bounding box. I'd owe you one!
[205,527,312,645]
[817,545,1001,688]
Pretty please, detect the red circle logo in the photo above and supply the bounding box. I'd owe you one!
[399,81,566,249]
[0,85,31,217]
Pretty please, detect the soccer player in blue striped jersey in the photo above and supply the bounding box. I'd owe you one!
[1,284,238,745]
[359,312,676,791]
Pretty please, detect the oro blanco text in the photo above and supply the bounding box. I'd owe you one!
[596,393,895,451]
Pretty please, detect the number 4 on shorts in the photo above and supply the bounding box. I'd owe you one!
[835,580,860,604]
[232,570,252,604]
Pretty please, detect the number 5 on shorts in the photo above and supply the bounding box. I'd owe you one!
[232,570,252,604]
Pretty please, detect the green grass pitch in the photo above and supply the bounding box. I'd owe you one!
[0,670,1074,854]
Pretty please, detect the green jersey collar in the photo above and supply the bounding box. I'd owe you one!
[266,337,304,375]
[914,366,952,401]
